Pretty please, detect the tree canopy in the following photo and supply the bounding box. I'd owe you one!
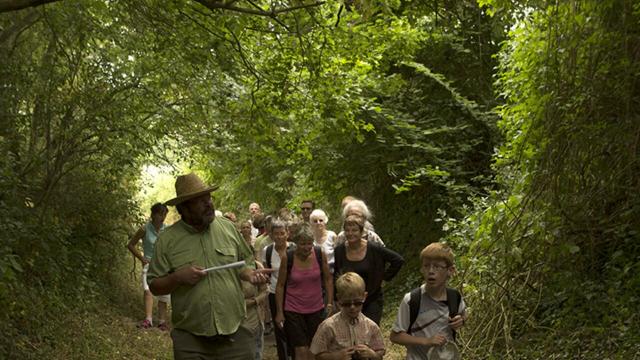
[0,0,638,358]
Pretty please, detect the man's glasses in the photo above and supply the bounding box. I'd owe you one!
[339,300,365,307]
[301,207,312,211]
[423,263,449,271]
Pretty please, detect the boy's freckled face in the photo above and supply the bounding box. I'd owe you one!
[421,259,451,289]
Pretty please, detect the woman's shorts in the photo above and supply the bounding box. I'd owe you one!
[142,263,171,303]
[283,309,324,347]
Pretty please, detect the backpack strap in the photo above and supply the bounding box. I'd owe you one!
[407,287,422,335]
[286,246,323,278]
[407,287,462,338]
[446,287,461,316]
[265,244,274,269]
[286,247,296,278]
[446,287,462,341]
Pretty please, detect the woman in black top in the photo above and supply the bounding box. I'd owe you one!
[333,214,405,324]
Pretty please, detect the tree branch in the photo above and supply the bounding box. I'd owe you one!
[193,0,325,17]
[0,0,58,13]
[0,0,326,17]
[0,9,39,49]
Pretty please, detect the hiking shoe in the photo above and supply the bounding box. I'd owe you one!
[157,322,170,332]
[137,319,152,329]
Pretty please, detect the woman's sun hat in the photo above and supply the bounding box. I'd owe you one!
[165,173,219,206]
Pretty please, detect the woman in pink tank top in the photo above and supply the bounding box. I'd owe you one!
[276,224,334,360]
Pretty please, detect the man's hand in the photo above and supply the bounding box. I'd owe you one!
[449,315,465,330]
[248,268,274,284]
[173,265,206,285]
[142,258,150,265]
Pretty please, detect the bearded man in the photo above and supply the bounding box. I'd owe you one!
[148,173,271,359]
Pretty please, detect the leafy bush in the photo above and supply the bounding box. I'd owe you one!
[441,1,640,357]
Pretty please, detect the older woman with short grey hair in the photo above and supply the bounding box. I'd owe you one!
[336,198,384,247]
[309,209,336,272]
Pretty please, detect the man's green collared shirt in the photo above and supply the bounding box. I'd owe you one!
[147,217,254,336]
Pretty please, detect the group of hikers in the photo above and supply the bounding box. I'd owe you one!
[127,173,467,359]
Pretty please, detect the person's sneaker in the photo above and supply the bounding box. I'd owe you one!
[137,319,152,329]
[157,322,170,332]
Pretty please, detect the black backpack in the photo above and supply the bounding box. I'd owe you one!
[407,287,461,339]
[264,243,295,269]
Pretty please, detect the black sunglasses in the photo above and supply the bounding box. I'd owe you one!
[301,207,312,211]
[339,300,365,307]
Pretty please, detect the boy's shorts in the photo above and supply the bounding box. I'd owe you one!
[283,309,324,347]
[142,263,170,303]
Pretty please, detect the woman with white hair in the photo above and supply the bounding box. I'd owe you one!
[336,198,385,247]
[309,209,336,272]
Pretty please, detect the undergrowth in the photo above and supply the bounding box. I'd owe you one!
[0,251,172,360]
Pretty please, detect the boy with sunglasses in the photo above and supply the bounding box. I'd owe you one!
[310,272,385,359]
[390,243,467,359]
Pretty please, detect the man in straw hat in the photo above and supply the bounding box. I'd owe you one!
[147,173,272,359]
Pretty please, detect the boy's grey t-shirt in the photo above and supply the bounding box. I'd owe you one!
[392,285,466,360]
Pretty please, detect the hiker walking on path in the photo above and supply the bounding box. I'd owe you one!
[254,215,273,263]
[275,224,334,360]
[335,199,385,247]
[310,272,386,359]
[390,242,467,359]
[300,200,315,223]
[262,220,294,360]
[249,202,262,240]
[310,209,336,273]
[147,173,271,359]
[241,228,269,360]
[127,202,170,331]
[334,215,404,325]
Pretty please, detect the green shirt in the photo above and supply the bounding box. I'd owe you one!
[147,217,255,336]
[254,234,273,261]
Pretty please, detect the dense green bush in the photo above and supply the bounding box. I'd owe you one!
[1,0,638,358]
[442,0,640,357]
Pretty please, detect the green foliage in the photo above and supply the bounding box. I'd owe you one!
[3,0,637,358]
[441,0,640,357]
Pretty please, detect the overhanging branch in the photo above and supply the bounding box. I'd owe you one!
[0,0,326,16]
[193,0,325,17]
[0,0,58,13]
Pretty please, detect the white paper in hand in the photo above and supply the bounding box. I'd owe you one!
[203,260,245,273]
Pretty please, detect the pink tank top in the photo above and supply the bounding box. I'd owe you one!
[284,253,324,314]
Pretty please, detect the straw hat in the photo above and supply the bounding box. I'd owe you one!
[165,173,219,206]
